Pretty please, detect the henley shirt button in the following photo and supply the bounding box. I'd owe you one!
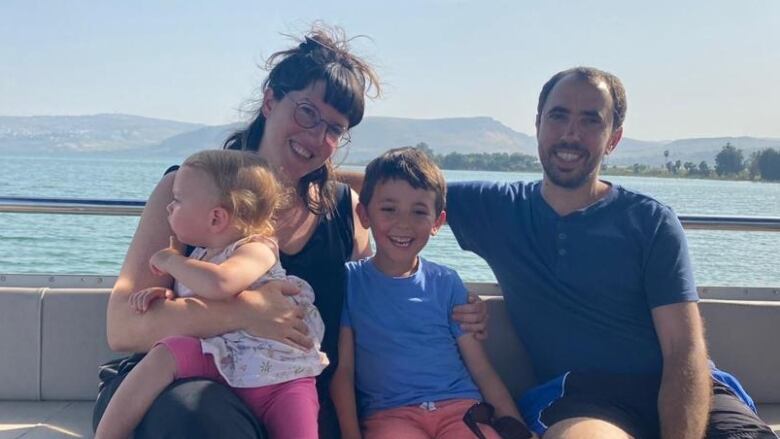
[558,249,567,256]
[558,233,567,240]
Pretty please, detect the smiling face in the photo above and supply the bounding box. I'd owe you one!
[358,178,446,277]
[536,74,623,190]
[166,165,223,248]
[258,81,349,183]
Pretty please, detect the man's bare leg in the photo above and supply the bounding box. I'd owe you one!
[543,417,634,439]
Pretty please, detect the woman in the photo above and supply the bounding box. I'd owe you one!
[94,24,486,439]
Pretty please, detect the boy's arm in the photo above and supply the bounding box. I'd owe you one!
[458,334,525,422]
[330,327,362,439]
[153,241,277,300]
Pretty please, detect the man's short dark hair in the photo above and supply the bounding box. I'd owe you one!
[360,147,446,215]
[537,67,627,130]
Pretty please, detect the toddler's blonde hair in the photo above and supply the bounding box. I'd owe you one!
[182,149,284,237]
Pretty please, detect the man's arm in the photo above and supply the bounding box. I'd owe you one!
[349,189,372,260]
[652,301,711,439]
[330,327,362,439]
[337,170,365,194]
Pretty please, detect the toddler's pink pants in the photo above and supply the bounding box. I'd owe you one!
[157,335,319,439]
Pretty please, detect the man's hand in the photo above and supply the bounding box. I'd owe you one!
[453,292,488,340]
[149,236,184,276]
[236,280,314,350]
[129,287,176,313]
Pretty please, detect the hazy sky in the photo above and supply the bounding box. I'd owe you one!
[2,0,778,140]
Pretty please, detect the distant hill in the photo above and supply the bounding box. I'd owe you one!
[0,114,202,155]
[608,136,780,166]
[129,116,538,163]
[2,114,778,167]
[344,116,538,163]
[148,123,243,158]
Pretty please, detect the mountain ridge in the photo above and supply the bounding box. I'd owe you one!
[2,114,779,166]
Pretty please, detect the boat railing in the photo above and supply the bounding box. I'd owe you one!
[0,196,145,216]
[1,196,778,300]
[2,196,780,231]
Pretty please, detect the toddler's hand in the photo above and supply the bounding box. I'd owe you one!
[149,236,184,276]
[129,287,176,313]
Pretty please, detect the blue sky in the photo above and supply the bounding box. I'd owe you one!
[1,0,778,140]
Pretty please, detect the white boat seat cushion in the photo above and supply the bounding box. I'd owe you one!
[1,287,779,437]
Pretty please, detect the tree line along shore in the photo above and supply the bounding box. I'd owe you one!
[408,142,780,182]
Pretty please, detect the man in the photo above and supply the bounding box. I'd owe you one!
[445,67,776,438]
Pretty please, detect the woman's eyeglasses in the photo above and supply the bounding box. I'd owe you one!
[463,402,533,439]
[291,100,351,148]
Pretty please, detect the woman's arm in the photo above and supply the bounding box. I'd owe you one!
[330,327,362,439]
[106,173,309,353]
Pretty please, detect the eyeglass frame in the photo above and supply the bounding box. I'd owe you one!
[462,402,533,439]
[289,98,352,148]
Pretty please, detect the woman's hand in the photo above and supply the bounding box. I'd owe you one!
[452,292,488,340]
[235,280,314,350]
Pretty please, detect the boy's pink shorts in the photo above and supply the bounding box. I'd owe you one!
[362,398,501,439]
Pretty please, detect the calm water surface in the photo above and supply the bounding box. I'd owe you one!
[1,156,778,286]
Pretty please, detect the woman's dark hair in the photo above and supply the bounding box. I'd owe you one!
[224,23,381,215]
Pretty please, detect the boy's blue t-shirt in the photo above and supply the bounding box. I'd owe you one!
[342,257,481,417]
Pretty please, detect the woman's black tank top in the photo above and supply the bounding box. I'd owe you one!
[281,183,354,381]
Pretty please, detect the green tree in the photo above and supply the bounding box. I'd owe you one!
[754,148,780,181]
[436,151,539,172]
[714,143,744,176]
[747,150,761,180]
[414,142,435,159]
[666,160,682,175]
[683,161,696,174]
[698,161,711,177]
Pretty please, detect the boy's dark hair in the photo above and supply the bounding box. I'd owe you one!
[360,147,446,215]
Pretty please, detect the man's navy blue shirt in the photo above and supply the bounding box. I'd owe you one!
[446,180,698,382]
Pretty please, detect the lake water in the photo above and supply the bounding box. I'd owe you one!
[1,156,778,287]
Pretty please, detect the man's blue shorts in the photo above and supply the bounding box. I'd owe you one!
[517,369,775,438]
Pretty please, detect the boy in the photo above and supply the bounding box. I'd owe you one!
[330,147,534,439]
